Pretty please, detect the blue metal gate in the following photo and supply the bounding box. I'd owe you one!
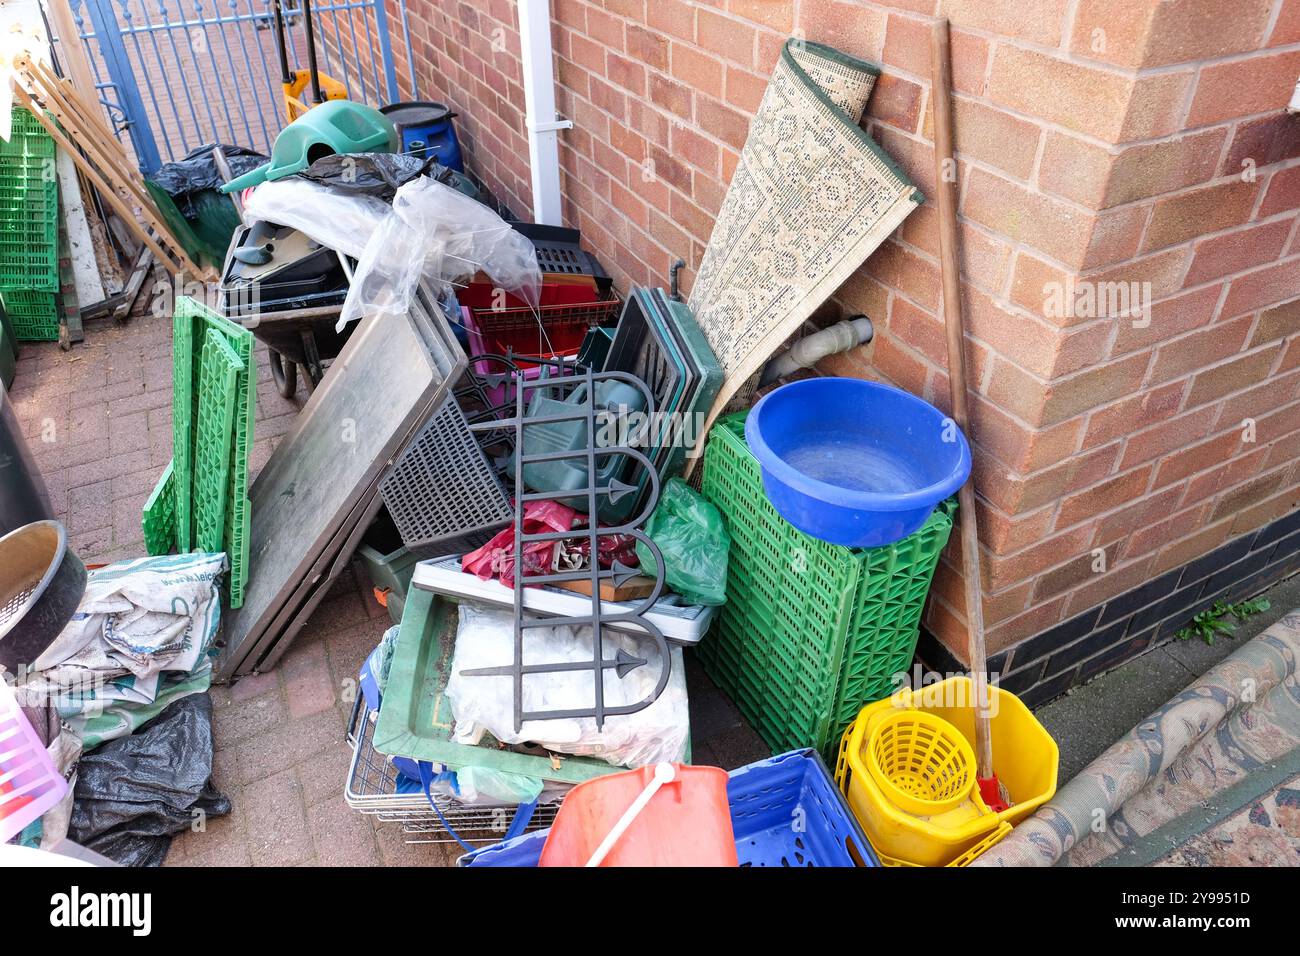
[57,0,418,173]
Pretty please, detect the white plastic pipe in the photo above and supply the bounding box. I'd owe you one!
[759,316,874,385]
[517,0,571,225]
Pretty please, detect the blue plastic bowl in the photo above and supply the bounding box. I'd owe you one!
[744,378,971,548]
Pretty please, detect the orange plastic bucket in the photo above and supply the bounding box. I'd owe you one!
[539,764,738,867]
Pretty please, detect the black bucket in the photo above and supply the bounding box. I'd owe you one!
[0,383,52,536]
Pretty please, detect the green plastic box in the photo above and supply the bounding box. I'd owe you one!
[0,289,59,342]
[356,517,421,626]
[372,588,624,786]
[697,412,955,761]
[0,107,59,292]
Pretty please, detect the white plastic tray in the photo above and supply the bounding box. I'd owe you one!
[410,556,716,645]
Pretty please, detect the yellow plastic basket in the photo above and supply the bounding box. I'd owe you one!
[866,710,975,817]
[834,676,1059,867]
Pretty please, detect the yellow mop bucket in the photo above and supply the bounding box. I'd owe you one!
[283,69,348,123]
[874,820,1014,868]
[835,675,1059,866]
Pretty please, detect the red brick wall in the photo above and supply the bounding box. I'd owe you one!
[395,0,1300,663]
[394,0,533,218]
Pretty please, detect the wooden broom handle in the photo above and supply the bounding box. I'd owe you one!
[929,18,993,778]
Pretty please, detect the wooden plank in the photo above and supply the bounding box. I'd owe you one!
[11,84,181,276]
[30,60,142,178]
[21,64,203,276]
[113,248,154,322]
[31,63,150,201]
[18,57,210,279]
[554,574,658,602]
[45,1,98,100]
[931,18,995,782]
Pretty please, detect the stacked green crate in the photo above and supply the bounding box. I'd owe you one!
[142,297,256,608]
[0,108,60,340]
[697,412,956,761]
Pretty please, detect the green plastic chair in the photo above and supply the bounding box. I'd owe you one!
[220,100,398,193]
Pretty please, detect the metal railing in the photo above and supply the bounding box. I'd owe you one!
[57,0,416,172]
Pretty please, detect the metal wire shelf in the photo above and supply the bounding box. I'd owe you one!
[344,698,561,844]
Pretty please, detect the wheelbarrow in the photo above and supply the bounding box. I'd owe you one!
[218,220,355,398]
[238,302,354,398]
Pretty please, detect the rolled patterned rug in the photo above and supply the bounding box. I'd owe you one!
[971,609,1300,866]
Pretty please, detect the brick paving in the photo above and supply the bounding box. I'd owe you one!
[9,297,765,867]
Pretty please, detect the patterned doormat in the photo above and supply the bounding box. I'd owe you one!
[687,39,922,437]
[1150,766,1299,867]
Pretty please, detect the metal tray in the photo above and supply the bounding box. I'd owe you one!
[215,283,465,680]
[345,697,562,845]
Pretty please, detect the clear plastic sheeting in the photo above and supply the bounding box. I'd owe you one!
[446,604,689,769]
[242,176,389,259]
[422,765,546,807]
[337,176,541,330]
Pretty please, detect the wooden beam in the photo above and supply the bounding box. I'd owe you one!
[17,56,212,279]
[44,0,98,101]
[930,17,995,784]
[11,84,183,277]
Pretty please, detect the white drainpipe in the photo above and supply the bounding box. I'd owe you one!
[517,0,571,225]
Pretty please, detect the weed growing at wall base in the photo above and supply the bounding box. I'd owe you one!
[1175,598,1269,645]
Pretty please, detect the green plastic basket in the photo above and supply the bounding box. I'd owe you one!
[0,108,58,291]
[697,412,955,761]
[0,108,56,161]
[0,289,59,341]
[192,334,242,553]
[148,296,256,606]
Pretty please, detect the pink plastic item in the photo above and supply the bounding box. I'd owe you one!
[0,681,68,843]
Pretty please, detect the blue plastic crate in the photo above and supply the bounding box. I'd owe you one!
[458,748,879,867]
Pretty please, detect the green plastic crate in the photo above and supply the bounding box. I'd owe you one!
[356,517,421,626]
[0,174,58,289]
[142,461,178,556]
[193,335,242,553]
[0,108,55,162]
[171,307,197,551]
[0,108,58,290]
[697,412,955,761]
[153,297,256,606]
[193,299,254,608]
[0,289,59,341]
